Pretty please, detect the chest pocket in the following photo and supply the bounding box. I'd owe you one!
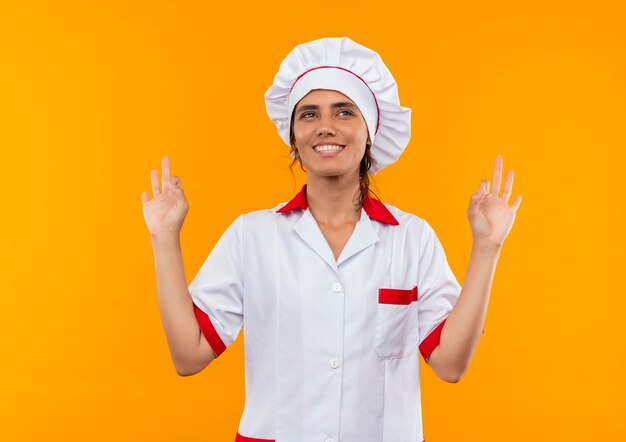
[373,286,420,359]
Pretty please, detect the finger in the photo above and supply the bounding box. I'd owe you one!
[511,195,522,212]
[171,176,181,187]
[491,155,503,195]
[501,170,514,203]
[468,191,482,217]
[480,179,489,194]
[141,191,149,205]
[469,191,482,204]
[162,155,170,189]
[151,169,160,197]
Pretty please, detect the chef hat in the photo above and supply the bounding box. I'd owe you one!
[264,36,412,175]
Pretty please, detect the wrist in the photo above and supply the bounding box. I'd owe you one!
[471,238,502,254]
[151,231,181,248]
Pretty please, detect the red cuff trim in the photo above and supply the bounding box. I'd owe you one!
[193,304,227,357]
[235,433,275,442]
[378,286,418,305]
[419,318,447,363]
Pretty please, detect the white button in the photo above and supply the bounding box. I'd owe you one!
[331,282,343,293]
[325,438,334,442]
[329,357,340,369]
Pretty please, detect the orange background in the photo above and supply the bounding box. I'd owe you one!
[1,0,625,441]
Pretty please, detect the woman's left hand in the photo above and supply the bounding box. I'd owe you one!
[467,155,522,247]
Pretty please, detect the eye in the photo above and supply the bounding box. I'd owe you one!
[338,110,354,116]
[300,112,315,119]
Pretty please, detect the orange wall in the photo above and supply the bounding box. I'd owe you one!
[1,1,625,441]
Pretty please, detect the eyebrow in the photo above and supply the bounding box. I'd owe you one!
[295,102,359,114]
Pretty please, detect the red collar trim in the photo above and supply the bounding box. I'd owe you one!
[277,184,399,226]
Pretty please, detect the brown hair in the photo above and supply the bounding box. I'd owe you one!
[288,111,381,211]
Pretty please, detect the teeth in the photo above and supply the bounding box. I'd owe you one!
[314,145,345,152]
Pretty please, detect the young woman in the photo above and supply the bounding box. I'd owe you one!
[142,37,521,442]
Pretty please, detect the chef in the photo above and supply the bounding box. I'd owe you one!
[143,36,522,442]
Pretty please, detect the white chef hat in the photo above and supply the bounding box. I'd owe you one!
[264,36,412,175]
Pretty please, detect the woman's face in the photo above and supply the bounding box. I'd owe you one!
[292,89,369,180]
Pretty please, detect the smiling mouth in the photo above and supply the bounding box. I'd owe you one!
[313,144,345,153]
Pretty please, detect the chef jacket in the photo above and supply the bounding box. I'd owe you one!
[188,184,461,442]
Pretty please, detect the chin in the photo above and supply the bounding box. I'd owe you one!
[308,166,358,178]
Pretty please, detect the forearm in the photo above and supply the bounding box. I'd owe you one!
[151,233,209,373]
[430,240,501,381]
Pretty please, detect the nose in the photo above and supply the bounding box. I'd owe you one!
[316,115,336,136]
[317,125,336,136]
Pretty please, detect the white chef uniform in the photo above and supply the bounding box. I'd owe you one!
[189,184,461,442]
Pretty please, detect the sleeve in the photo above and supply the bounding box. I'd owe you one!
[188,214,244,358]
[417,220,462,364]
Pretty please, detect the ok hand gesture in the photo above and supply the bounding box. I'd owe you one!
[141,156,189,238]
[467,155,522,247]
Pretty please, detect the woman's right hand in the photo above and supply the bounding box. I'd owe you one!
[141,155,189,238]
